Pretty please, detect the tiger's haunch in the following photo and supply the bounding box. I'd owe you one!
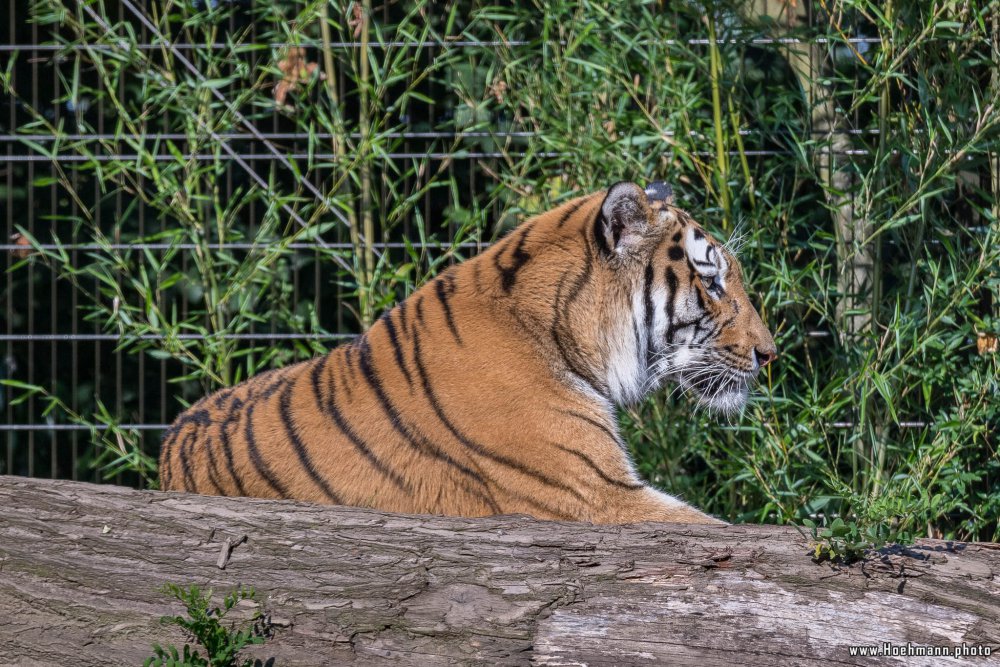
[159,181,776,524]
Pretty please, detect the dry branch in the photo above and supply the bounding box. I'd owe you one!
[1,476,998,666]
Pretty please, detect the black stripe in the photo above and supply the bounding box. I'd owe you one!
[397,299,411,337]
[159,428,177,490]
[411,329,588,504]
[218,400,249,496]
[551,232,605,395]
[313,342,411,493]
[245,367,279,400]
[382,308,415,385]
[352,335,501,513]
[706,316,727,340]
[338,363,354,400]
[664,267,678,343]
[244,401,291,498]
[178,429,196,492]
[692,315,719,345]
[717,349,749,367]
[692,327,713,347]
[633,320,644,372]
[718,348,744,363]
[182,410,226,496]
[259,369,290,400]
[415,294,426,329]
[310,352,331,405]
[170,408,211,492]
[643,262,655,330]
[454,477,574,520]
[672,316,706,337]
[473,262,484,294]
[593,208,611,256]
[643,260,655,368]
[434,274,463,344]
[557,198,587,228]
[343,343,356,380]
[555,445,643,490]
[278,377,343,503]
[213,387,235,409]
[494,225,533,293]
[201,434,227,495]
[561,409,624,449]
[693,278,706,310]
[170,408,211,430]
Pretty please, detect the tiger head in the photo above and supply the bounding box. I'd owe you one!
[590,181,777,415]
[487,181,776,415]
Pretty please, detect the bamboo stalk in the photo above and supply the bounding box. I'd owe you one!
[359,0,375,328]
[319,1,366,328]
[706,12,732,227]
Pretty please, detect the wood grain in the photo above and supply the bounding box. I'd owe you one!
[1,476,997,666]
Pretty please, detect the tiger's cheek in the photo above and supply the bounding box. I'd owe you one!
[675,280,703,322]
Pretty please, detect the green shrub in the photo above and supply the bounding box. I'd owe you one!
[2,0,997,542]
[146,584,269,667]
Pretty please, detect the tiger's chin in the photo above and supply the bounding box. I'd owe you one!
[697,384,749,417]
[677,371,751,417]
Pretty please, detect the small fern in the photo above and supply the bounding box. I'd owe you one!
[145,584,269,667]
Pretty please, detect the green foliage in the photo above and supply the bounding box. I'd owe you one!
[803,517,879,564]
[2,0,997,542]
[0,379,157,484]
[145,584,268,667]
[801,489,921,563]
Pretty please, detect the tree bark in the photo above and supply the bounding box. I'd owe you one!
[1,476,998,666]
[749,0,874,337]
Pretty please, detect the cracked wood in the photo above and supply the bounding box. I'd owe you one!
[0,476,998,666]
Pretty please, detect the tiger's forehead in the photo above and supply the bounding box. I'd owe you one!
[652,205,711,241]
[654,205,742,278]
[650,203,709,232]
[648,197,676,219]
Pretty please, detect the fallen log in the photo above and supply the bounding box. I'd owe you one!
[1,475,998,666]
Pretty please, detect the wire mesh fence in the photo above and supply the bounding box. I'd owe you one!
[3,0,506,483]
[1,0,997,536]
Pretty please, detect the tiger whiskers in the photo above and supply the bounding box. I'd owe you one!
[669,357,753,417]
[646,360,718,400]
[724,218,750,258]
[642,347,713,395]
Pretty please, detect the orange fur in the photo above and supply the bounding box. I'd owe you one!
[160,182,776,524]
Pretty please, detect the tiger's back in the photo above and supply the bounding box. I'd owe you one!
[160,182,776,523]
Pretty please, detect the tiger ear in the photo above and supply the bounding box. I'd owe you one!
[595,181,651,257]
[644,181,674,205]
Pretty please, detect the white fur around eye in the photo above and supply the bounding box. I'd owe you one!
[685,227,728,292]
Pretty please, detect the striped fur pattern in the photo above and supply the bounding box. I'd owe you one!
[159,182,776,524]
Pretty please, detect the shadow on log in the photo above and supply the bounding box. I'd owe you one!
[1,476,998,666]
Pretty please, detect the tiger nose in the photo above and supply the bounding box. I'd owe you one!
[754,346,777,368]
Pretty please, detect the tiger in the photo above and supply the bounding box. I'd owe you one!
[159,181,776,524]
